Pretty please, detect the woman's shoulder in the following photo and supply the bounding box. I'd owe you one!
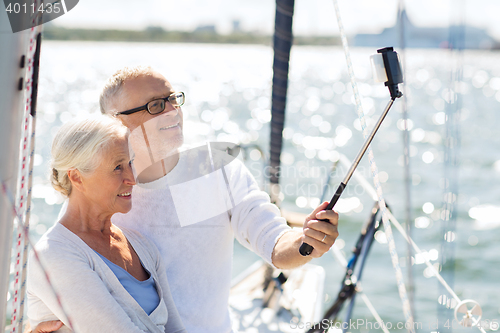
[32,223,95,265]
[28,223,96,283]
[119,226,159,263]
[34,223,76,251]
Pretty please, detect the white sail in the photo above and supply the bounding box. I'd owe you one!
[0,11,33,328]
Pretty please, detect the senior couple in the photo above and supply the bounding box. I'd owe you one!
[27,66,340,332]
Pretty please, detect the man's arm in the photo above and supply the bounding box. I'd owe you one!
[271,202,339,270]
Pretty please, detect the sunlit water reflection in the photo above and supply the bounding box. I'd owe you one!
[8,41,500,330]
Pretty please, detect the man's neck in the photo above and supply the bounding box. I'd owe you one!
[136,151,180,184]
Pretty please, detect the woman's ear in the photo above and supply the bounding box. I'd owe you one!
[67,169,84,192]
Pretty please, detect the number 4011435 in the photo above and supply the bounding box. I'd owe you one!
[5,2,61,14]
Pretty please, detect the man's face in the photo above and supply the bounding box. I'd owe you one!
[113,72,184,159]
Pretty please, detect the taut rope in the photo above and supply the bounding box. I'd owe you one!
[332,0,415,331]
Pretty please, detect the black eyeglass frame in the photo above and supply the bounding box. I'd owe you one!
[116,92,185,116]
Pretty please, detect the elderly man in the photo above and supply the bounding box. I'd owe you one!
[34,66,339,333]
[105,66,338,332]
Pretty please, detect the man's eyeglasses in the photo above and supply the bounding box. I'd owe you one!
[116,92,185,116]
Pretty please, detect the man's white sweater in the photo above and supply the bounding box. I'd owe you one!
[112,145,291,333]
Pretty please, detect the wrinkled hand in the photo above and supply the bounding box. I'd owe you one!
[30,320,63,333]
[302,201,339,258]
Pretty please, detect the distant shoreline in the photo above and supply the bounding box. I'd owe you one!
[42,27,500,50]
[43,26,342,46]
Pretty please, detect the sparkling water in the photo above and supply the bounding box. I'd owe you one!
[9,41,500,331]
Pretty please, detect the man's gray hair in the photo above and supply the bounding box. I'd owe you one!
[99,65,155,115]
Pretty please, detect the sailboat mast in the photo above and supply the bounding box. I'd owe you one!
[0,21,32,329]
[269,0,294,204]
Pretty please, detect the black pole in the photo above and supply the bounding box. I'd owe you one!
[30,33,42,117]
[269,0,294,202]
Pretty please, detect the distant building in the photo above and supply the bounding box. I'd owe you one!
[353,10,496,49]
[232,20,241,33]
[194,25,216,34]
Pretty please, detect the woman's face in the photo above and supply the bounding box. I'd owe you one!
[80,136,136,217]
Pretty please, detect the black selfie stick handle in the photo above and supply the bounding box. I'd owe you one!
[299,182,346,256]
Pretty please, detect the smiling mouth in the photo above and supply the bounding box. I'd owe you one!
[118,192,132,197]
[160,123,179,130]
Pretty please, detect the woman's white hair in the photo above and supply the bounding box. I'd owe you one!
[50,115,129,197]
[99,65,155,115]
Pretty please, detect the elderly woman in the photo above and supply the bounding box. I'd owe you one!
[27,116,186,333]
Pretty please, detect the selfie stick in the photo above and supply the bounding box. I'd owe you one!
[299,47,403,256]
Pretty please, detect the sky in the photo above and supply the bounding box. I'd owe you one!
[51,0,500,40]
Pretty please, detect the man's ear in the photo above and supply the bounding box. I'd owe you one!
[67,169,84,192]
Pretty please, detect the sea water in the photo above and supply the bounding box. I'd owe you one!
[8,41,500,331]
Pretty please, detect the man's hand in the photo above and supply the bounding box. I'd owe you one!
[272,202,339,269]
[301,201,339,258]
[28,320,63,333]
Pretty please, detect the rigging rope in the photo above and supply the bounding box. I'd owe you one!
[2,184,75,331]
[329,242,389,333]
[438,0,465,329]
[335,153,487,333]
[317,204,381,318]
[17,30,42,333]
[10,69,31,333]
[9,3,43,331]
[331,0,415,331]
[397,0,415,319]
